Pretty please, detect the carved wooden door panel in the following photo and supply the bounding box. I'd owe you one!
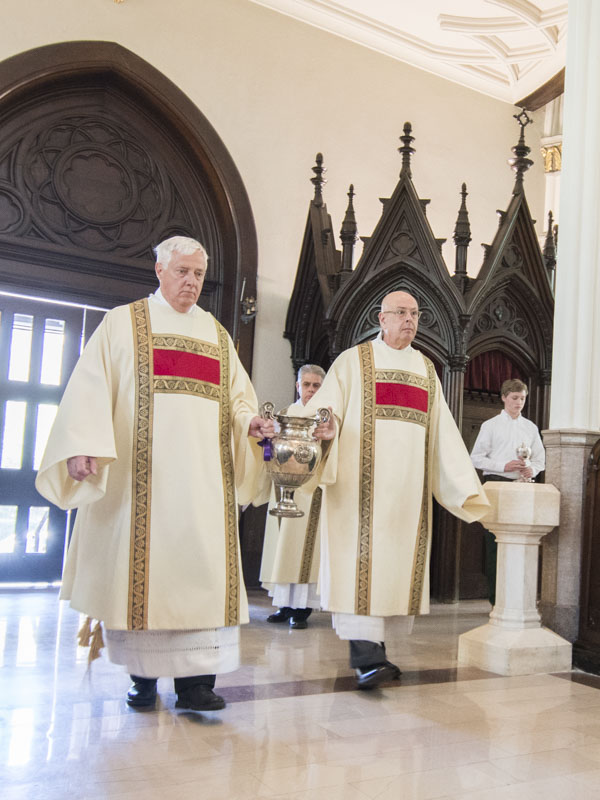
[0,293,104,582]
[0,42,259,583]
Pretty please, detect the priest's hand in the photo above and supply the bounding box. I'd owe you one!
[313,407,336,440]
[67,456,98,481]
[248,416,276,439]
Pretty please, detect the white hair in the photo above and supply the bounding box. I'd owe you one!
[153,236,209,268]
[297,364,326,382]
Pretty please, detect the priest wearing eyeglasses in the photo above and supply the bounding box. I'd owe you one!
[306,290,489,689]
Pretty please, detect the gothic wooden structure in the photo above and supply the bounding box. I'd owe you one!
[285,113,556,601]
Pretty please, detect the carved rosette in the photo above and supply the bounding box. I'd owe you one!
[501,244,524,271]
[474,295,532,345]
[382,217,422,264]
[22,117,165,252]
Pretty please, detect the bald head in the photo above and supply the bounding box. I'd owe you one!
[378,290,419,349]
[381,290,417,312]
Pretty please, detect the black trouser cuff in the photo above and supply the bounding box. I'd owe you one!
[130,674,157,684]
[349,640,386,668]
[174,674,216,691]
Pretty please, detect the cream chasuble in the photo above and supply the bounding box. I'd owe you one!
[260,401,321,597]
[304,339,489,618]
[36,295,264,633]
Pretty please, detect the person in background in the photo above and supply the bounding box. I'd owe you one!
[260,364,326,629]
[470,377,545,605]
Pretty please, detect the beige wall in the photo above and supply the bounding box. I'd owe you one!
[0,0,545,409]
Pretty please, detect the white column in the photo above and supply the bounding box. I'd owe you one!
[458,483,571,676]
[549,0,600,431]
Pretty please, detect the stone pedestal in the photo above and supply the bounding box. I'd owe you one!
[540,429,600,641]
[458,482,571,676]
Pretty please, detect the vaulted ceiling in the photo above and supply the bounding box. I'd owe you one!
[249,0,567,104]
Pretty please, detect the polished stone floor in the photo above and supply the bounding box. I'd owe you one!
[3,588,600,799]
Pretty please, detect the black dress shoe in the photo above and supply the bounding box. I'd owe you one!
[175,685,226,711]
[267,607,293,623]
[355,663,397,690]
[385,660,402,679]
[126,677,157,708]
[289,616,308,629]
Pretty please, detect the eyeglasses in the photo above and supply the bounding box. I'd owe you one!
[381,308,422,320]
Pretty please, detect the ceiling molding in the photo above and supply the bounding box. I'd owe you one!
[249,0,567,104]
[517,67,564,110]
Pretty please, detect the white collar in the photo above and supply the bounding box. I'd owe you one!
[152,287,196,314]
[501,409,521,422]
[375,331,412,352]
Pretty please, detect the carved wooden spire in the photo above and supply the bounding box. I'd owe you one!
[340,184,358,275]
[311,152,326,207]
[398,122,415,178]
[451,183,472,294]
[543,210,557,288]
[509,108,534,194]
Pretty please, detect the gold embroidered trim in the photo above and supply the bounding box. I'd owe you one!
[375,406,427,426]
[375,369,429,390]
[216,321,239,626]
[152,334,219,358]
[153,377,221,400]
[408,356,437,614]
[128,299,153,630]
[356,342,376,615]
[298,487,322,584]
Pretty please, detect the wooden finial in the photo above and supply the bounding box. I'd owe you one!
[543,210,557,282]
[452,183,472,293]
[398,122,415,178]
[340,184,358,274]
[311,152,326,206]
[509,108,534,193]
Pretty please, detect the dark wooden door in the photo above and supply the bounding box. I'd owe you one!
[574,438,600,673]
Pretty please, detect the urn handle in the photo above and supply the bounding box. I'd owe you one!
[260,401,275,420]
[316,407,331,424]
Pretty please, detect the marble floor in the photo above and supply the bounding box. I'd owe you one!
[3,588,600,799]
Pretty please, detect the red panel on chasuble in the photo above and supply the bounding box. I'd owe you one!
[153,349,220,384]
[375,382,428,412]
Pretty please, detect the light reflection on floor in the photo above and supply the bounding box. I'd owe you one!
[3,588,600,799]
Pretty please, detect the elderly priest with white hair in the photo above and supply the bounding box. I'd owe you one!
[36,235,274,712]
[308,290,489,689]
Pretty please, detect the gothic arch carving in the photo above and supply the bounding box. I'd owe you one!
[467,282,551,376]
[0,41,257,367]
[328,261,460,369]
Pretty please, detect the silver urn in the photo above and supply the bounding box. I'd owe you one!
[260,402,330,518]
